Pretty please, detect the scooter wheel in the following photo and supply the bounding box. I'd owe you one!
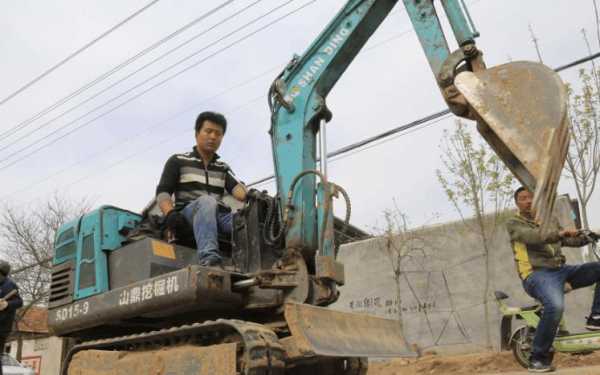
[511,326,534,368]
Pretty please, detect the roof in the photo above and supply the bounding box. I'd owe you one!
[15,306,48,334]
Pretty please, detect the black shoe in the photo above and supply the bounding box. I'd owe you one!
[586,315,600,330]
[199,257,223,269]
[528,360,555,373]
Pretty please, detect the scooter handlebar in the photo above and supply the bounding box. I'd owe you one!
[580,229,600,242]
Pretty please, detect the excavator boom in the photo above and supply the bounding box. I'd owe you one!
[270,0,570,251]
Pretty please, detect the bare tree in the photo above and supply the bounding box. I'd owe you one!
[376,203,437,354]
[0,194,91,309]
[562,30,600,260]
[436,120,515,349]
[528,13,600,258]
[528,24,544,63]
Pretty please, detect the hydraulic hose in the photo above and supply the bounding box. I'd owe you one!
[333,183,351,225]
[262,194,285,248]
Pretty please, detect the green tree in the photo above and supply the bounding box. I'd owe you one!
[436,120,515,348]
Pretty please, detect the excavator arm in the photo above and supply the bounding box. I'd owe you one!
[269,0,569,260]
[268,0,397,259]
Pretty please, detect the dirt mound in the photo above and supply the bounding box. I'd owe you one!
[368,350,600,374]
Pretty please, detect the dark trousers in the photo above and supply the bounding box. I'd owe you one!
[0,333,7,375]
[523,262,600,362]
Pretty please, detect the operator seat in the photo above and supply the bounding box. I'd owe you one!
[139,194,244,256]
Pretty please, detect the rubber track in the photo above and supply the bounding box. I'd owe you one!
[61,319,286,375]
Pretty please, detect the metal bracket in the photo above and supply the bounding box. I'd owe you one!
[315,255,345,286]
[437,43,485,119]
[256,270,299,289]
[273,79,295,113]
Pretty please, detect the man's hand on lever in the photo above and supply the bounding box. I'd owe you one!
[232,184,248,202]
[559,229,580,238]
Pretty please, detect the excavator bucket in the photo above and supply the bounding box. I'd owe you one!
[454,61,570,233]
[282,303,415,359]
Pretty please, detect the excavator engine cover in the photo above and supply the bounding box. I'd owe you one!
[454,61,570,232]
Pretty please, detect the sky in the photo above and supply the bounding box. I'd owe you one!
[0,0,599,234]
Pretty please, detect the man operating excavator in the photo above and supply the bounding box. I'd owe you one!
[507,187,600,372]
[155,111,247,268]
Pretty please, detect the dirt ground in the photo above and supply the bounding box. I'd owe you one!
[367,350,600,374]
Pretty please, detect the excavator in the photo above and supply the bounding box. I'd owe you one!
[47,1,570,374]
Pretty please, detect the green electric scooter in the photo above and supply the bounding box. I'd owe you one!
[495,230,600,368]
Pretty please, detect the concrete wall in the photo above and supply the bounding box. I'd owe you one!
[330,197,593,354]
[7,336,63,375]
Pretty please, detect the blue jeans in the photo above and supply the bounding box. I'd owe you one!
[181,195,232,263]
[523,262,600,361]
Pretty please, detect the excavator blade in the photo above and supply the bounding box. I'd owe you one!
[282,303,415,359]
[454,61,570,233]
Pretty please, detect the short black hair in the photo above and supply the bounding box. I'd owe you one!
[514,186,529,202]
[195,111,227,134]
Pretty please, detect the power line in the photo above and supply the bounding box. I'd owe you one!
[554,51,600,71]
[328,113,451,163]
[254,117,450,190]
[0,0,162,108]
[3,28,587,198]
[0,66,280,200]
[5,13,585,198]
[0,0,470,147]
[0,0,415,149]
[5,93,267,206]
[248,51,600,187]
[1,17,416,200]
[0,5,406,151]
[0,0,243,144]
[248,111,452,187]
[0,0,470,191]
[0,0,563,198]
[0,0,269,154]
[63,95,266,191]
[0,0,314,171]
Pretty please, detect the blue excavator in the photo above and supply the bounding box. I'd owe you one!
[48,1,570,374]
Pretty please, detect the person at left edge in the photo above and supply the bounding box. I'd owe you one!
[0,260,23,375]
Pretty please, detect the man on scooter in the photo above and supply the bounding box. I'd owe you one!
[507,186,600,373]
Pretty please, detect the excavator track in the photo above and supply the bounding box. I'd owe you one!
[62,319,286,375]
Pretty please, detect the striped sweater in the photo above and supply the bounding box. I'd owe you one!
[156,147,241,210]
